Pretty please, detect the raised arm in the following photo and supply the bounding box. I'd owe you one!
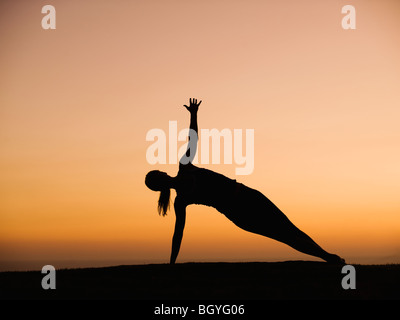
[170,198,187,264]
[180,98,201,165]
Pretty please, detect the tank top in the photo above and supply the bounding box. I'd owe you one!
[176,163,239,214]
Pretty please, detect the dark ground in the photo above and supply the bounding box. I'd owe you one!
[0,261,399,300]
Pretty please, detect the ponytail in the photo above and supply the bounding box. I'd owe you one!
[157,188,170,216]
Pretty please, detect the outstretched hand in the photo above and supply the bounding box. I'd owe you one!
[184,98,202,114]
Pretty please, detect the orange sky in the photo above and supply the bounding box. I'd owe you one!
[1,0,400,270]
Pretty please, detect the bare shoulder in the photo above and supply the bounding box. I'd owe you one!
[178,162,199,172]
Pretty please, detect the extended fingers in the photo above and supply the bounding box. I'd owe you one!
[187,98,201,106]
[192,98,200,105]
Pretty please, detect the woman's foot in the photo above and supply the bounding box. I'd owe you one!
[325,254,346,265]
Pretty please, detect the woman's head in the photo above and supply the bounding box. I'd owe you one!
[145,170,172,216]
[145,170,172,191]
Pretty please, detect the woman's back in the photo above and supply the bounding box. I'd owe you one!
[176,163,238,213]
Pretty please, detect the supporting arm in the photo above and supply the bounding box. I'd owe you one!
[170,198,187,264]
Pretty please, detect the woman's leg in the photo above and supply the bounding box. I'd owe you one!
[231,186,345,264]
[270,223,345,264]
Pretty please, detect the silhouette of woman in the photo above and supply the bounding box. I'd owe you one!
[145,98,345,265]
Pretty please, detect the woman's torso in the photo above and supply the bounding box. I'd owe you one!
[175,163,239,214]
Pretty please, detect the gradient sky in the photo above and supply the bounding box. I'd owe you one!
[1,0,400,270]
